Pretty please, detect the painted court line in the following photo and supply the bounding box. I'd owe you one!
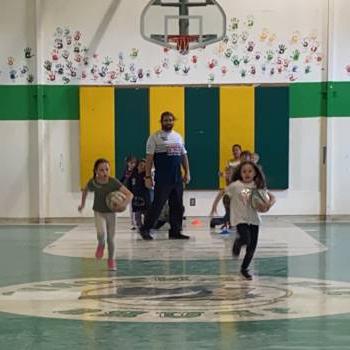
[43,221,327,260]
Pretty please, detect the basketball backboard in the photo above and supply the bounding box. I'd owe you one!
[140,0,226,53]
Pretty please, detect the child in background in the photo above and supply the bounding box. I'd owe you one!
[209,194,231,229]
[218,144,242,181]
[239,150,252,162]
[129,159,151,230]
[230,150,252,180]
[226,160,275,280]
[153,201,169,230]
[210,166,233,229]
[228,144,242,168]
[78,158,133,271]
[120,155,137,230]
[251,152,260,164]
[120,155,137,185]
[152,201,185,230]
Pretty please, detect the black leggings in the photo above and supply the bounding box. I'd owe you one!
[236,224,259,270]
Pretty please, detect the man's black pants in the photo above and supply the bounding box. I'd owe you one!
[143,181,183,235]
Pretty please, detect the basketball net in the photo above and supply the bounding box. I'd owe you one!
[168,35,199,54]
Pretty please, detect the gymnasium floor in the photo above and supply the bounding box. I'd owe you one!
[0,217,350,349]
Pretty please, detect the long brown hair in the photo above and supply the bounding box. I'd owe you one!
[93,158,109,179]
[232,160,266,189]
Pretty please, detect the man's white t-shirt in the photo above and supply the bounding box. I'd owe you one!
[225,180,261,227]
[146,130,187,155]
[146,130,187,185]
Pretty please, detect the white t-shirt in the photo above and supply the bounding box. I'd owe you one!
[225,180,261,227]
[146,130,187,156]
[146,130,187,185]
[228,159,240,168]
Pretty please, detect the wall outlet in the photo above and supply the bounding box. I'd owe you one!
[190,198,196,206]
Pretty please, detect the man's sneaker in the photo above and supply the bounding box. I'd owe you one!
[169,232,190,240]
[139,228,153,240]
[240,269,253,280]
[95,244,105,259]
[107,259,117,271]
[232,239,241,257]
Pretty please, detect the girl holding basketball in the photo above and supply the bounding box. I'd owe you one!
[226,161,275,280]
[78,158,133,271]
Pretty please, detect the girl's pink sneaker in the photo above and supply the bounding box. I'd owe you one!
[95,244,105,259]
[107,259,117,271]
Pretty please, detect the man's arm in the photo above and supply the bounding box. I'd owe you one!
[145,153,154,189]
[145,134,156,189]
[182,154,191,184]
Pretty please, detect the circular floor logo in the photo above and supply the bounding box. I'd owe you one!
[0,275,350,322]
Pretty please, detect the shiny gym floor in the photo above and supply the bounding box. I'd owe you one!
[1,217,350,349]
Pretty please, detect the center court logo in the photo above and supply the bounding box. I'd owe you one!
[0,275,350,322]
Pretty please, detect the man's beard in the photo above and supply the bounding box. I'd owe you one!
[162,124,173,131]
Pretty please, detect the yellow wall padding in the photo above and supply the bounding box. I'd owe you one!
[219,86,255,188]
[149,86,185,137]
[79,86,115,188]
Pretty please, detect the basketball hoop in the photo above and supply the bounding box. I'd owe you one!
[168,35,200,54]
[140,1,227,53]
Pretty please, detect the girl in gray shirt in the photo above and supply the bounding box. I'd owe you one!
[78,158,133,271]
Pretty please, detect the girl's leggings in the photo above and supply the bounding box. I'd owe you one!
[236,224,259,270]
[94,211,116,259]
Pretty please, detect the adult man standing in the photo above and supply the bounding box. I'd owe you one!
[140,111,190,240]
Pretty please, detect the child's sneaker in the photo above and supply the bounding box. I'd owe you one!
[95,244,105,259]
[107,259,117,271]
[240,269,253,280]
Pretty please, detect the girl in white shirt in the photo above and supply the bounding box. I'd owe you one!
[227,144,242,168]
[226,161,275,280]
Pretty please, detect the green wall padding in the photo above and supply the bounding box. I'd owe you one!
[115,88,149,179]
[328,82,350,116]
[0,85,37,120]
[255,86,289,189]
[42,85,79,120]
[290,82,327,117]
[185,87,219,190]
[1,82,350,121]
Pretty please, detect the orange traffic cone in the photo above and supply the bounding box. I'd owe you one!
[191,218,202,226]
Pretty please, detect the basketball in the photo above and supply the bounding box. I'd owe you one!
[250,189,270,212]
[106,191,127,212]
